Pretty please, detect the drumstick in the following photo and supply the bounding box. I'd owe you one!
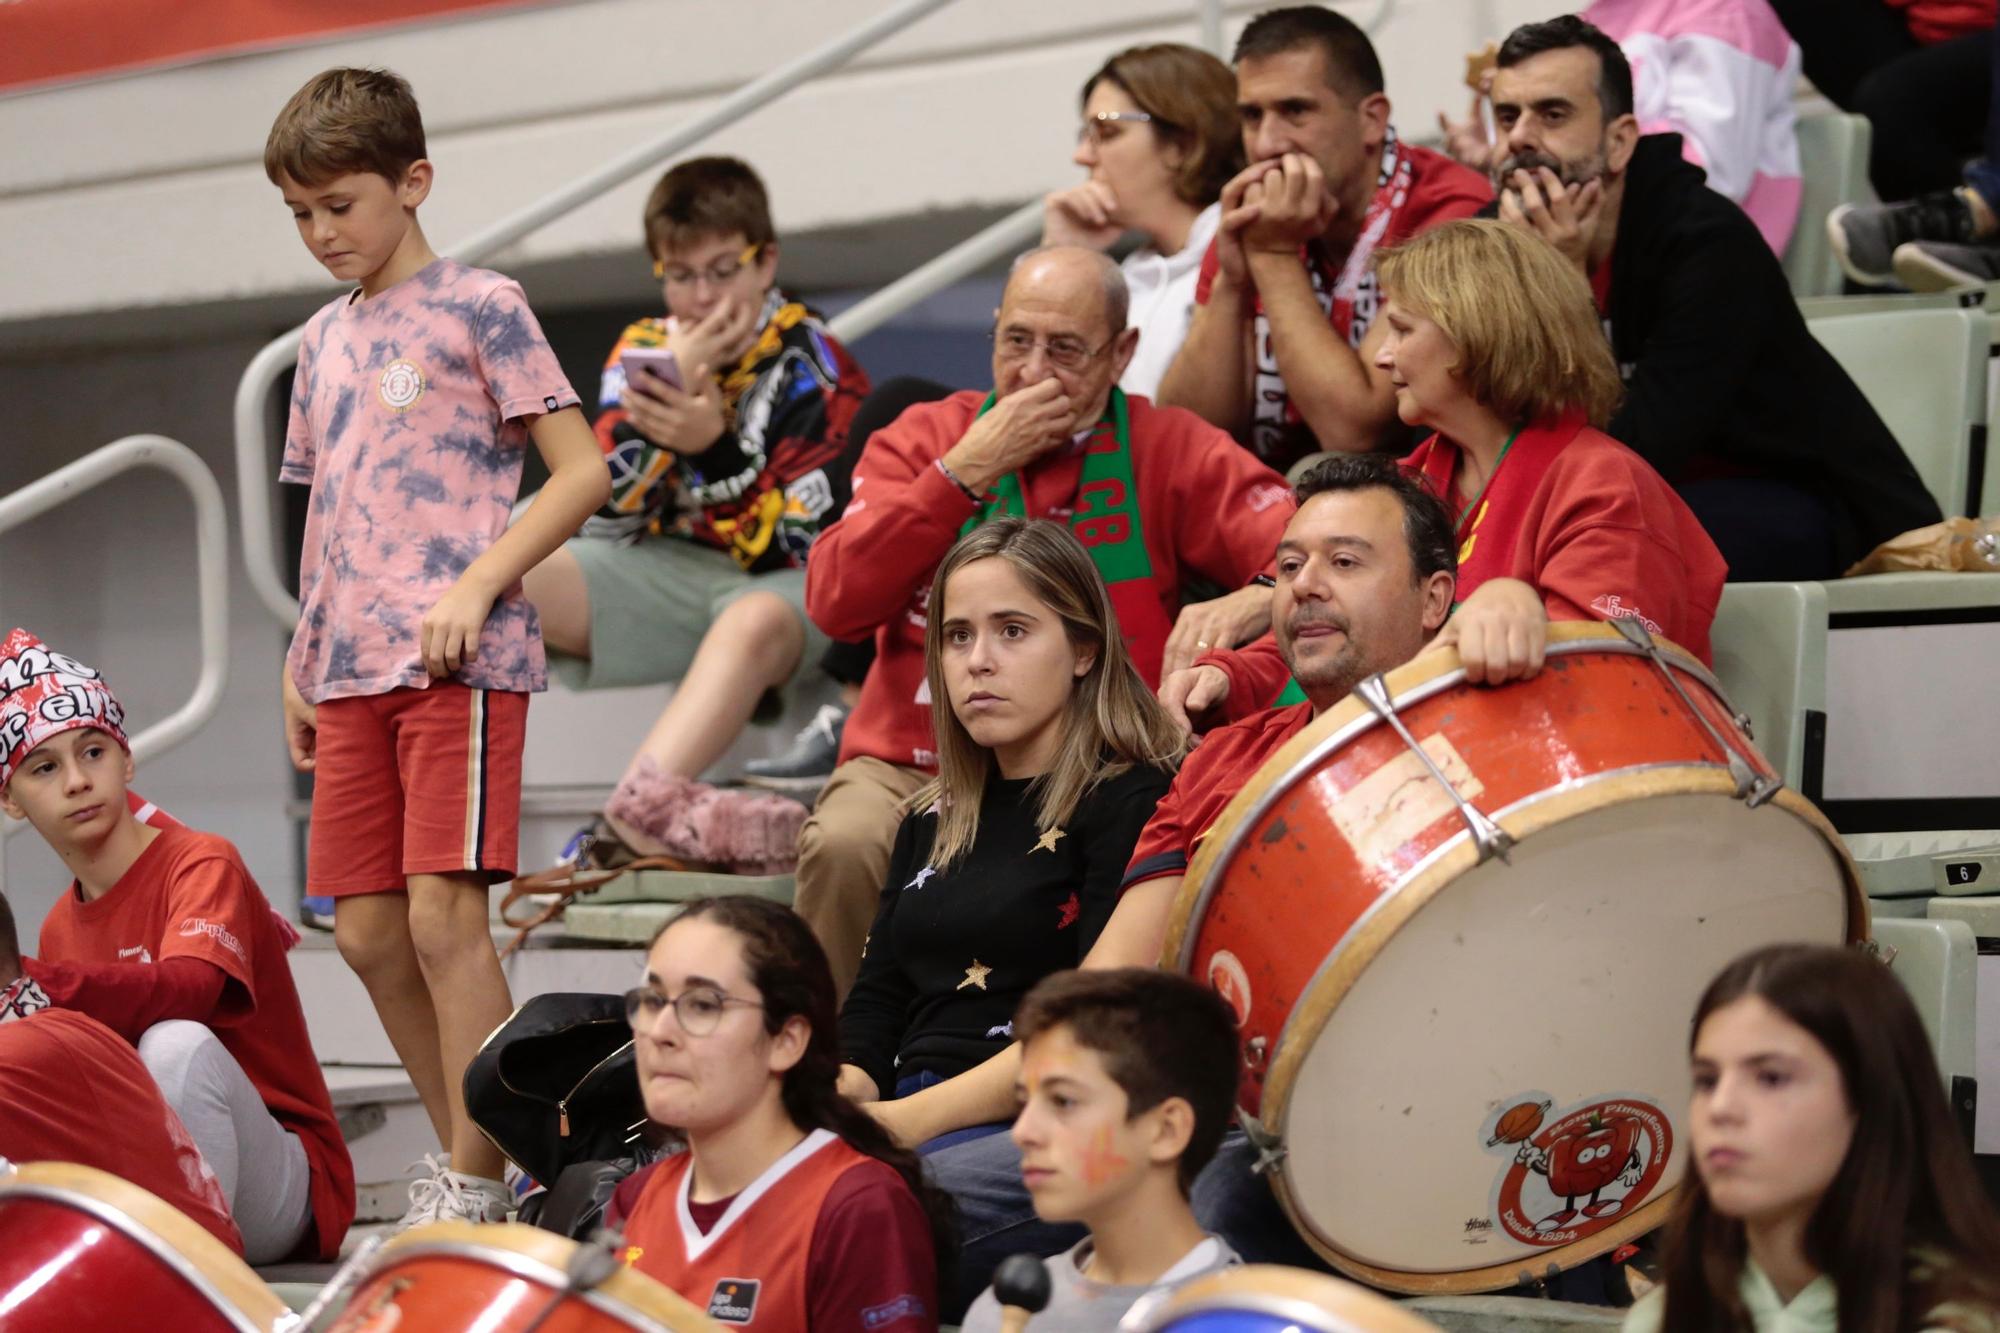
[994,1253,1053,1332]
[1464,41,1498,93]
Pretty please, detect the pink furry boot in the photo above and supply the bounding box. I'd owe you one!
[606,757,806,872]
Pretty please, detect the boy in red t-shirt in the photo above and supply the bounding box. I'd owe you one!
[0,628,354,1263]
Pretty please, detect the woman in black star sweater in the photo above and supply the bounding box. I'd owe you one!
[837,519,1185,1152]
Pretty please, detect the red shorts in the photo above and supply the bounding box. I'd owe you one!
[306,684,526,896]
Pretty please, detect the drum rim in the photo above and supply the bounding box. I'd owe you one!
[1137,1263,1442,1331]
[1164,624,1727,974]
[363,1221,713,1328]
[1256,768,1866,1293]
[0,1168,287,1332]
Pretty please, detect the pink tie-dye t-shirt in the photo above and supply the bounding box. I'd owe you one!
[281,258,580,703]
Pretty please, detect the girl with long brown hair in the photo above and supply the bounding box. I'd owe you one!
[1629,943,2000,1333]
[835,519,1185,1152]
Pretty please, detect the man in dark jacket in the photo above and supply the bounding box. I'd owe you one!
[1484,16,1941,580]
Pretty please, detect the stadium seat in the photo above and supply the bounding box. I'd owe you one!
[1871,915,1980,1097]
[1709,580,1828,794]
[1806,305,1988,518]
[1783,113,1874,298]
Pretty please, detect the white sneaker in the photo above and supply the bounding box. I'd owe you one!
[395,1153,514,1229]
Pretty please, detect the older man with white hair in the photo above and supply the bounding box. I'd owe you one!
[796,245,1296,1000]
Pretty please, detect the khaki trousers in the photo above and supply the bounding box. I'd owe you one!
[793,756,930,1000]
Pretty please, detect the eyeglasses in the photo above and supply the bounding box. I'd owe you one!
[1077,110,1162,146]
[652,241,763,288]
[622,984,764,1036]
[989,327,1117,373]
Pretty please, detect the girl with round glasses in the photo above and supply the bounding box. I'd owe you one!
[607,895,952,1331]
[1627,943,2000,1333]
[1043,43,1242,399]
[835,519,1185,1154]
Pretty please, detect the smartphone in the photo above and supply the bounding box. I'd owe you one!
[620,346,684,393]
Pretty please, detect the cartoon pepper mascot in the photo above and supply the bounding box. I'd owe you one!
[1514,1109,1644,1232]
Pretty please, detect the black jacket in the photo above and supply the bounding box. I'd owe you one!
[1600,135,1941,568]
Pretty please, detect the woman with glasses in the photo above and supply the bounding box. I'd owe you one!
[1626,943,2000,1332]
[606,895,952,1331]
[1044,44,1243,400]
[834,518,1185,1154]
[520,155,872,883]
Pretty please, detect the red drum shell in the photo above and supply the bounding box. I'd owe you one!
[1164,624,1865,1295]
[0,1161,290,1333]
[323,1221,720,1332]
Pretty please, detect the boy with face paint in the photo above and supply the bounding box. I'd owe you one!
[0,629,353,1263]
[959,969,1242,1333]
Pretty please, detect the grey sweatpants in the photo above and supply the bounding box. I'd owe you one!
[139,1021,314,1264]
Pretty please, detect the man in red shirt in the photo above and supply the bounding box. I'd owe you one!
[799,246,1296,998]
[0,629,354,1263]
[1158,6,1493,467]
[0,890,243,1256]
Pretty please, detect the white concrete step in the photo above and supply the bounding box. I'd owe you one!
[322,1064,435,1224]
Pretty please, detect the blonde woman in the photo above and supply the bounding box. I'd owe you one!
[836,519,1185,1152]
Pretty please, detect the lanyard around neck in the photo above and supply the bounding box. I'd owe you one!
[1454,425,1524,536]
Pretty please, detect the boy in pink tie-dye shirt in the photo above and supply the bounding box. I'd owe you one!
[266,67,610,1228]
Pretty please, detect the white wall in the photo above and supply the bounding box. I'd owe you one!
[0,0,1541,339]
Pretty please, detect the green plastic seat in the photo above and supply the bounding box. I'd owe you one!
[1782,113,1873,298]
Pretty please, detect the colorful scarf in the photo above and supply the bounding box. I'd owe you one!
[961,388,1175,681]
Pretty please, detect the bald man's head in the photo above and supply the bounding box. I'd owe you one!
[990,246,1139,432]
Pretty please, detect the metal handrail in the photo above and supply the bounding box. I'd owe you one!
[828,200,1045,344]
[235,0,967,629]
[0,436,231,890]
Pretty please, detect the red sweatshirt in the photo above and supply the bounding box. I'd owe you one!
[806,390,1295,770]
[1204,413,1727,712]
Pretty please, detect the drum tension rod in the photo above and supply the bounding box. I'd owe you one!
[1236,1110,1289,1176]
[285,1231,385,1332]
[1608,619,1784,808]
[1355,674,1515,864]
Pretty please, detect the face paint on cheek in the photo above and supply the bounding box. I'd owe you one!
[1081,1125,1132,1187]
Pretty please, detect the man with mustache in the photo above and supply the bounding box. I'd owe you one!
[1484,16,1939,582]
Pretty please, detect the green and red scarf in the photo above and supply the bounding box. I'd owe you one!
[960,388,1175,684]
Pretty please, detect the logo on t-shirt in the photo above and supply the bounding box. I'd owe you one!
[707,1279,760,1324]
[178,916,247,965]
[378,359,426,413]
[861,1294,927,1328]
[118,945,154,964]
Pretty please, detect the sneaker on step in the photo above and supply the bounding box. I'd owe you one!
[1893,238,2000,291]
[396,1153,514,1229]
[1827,191,1976,287]
[299,895,336,931]
[740,704,848,793]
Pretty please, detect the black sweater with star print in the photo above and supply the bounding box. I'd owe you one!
[838,763,1173,1099]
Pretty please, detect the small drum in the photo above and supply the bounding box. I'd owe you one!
[0,1160,292,1332]
[1133,1265,1442,1332]
[1165,623,1865,1294]
[321,1221,720,1332]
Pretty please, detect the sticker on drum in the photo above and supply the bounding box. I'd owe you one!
[1477,1091,1673,1249]
[1207,950,1252,1027]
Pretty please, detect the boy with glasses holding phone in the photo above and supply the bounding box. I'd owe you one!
[523,156,874,879]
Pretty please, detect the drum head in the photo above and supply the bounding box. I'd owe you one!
[1273,783,1854,1290]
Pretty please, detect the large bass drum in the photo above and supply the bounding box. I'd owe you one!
[1164,622,1865,1294]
